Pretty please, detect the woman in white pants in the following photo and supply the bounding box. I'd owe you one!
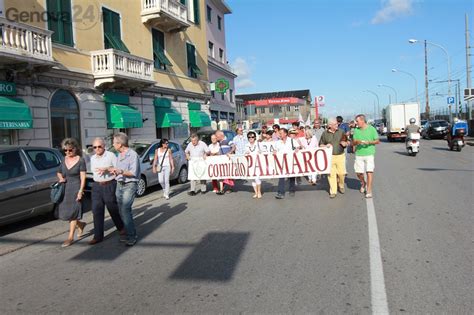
[302,129,318,184]
[244,131,262,199]
[153,139,174,199]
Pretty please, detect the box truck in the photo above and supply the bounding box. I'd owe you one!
[385,103,420,141]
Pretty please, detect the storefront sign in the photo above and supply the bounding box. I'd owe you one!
[188,148,332,180]
[0,81,16,96]
[245,97,304,106]
[0,121,32,128]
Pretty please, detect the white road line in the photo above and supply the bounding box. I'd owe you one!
[366,197,389,315]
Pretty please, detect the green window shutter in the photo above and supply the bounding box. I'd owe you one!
[47,0,60,43]
[152,29,172,69]
[61,0,73,46]
[102,8,130,53]
[186,43,195,78]
[193,0,200,25]
[47,0,73,46]
[180,0,186,5]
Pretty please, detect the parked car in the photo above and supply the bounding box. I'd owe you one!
[421,120,449,139]
[0,146,63,226]
[85,139,188,197]
[420,119,428,130]
[182,129,236,147]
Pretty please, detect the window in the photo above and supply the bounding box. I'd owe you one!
[207,5,212,22]
[294,106,299,112]
[169,142,179,153]
[102,8,129,53]
[47,0,73,46]
[208,41,214,58]
[152,29,172,70]
[186,43,202,78]
[253,107,257,115]
[211,90,215,98]
[259,108,265,114]
[0,151,26,181]
[218,16,222,30]
[25,150,60,171]
[219,48,224,62]
[229,89,233,102]
[287,106,291,112]
[269,107,274,113]
[180,0,186,4]
[193,0,200,25]
[221,93,225,101]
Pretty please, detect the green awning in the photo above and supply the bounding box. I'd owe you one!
[107,104,143,129]
[0,96,33,129]
[189,110,211,127]
[155,108,183,128]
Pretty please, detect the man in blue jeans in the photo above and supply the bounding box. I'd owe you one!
[110,132,140,246]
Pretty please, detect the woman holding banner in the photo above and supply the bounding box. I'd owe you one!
[302,129,319,185]
[244,131,262,199]
[208,135,221,193]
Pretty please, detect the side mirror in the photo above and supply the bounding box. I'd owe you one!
[149,153,154,165]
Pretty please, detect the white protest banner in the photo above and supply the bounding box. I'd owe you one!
[188,147,332,180]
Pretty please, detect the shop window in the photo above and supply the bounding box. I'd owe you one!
[50,90,80,149]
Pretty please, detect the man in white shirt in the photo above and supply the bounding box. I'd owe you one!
[88,137,125,245]
[274,128,297,199]
[185,134,210,195]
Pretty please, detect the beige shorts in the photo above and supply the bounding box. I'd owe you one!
[354,155,375,173]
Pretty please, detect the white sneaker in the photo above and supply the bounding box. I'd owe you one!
[164,195,170,200]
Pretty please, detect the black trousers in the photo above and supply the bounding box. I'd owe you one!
[91,181,124,241]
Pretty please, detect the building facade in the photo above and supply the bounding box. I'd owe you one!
[0,0,213,148]
[205,0,236,131]
[236,90,313,126]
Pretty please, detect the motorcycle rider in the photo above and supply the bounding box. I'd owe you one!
[405,118,420,141]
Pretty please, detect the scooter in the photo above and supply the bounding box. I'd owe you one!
[448,135,465,152]
[447,121,467,152]
[406,133,420,156]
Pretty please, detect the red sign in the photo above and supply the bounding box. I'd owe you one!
[244,97,303,106]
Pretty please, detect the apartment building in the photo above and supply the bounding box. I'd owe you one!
[236,90,313,126]
[205,0,236,130]
[0,0,212,147]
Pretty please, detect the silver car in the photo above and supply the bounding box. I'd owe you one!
[0,146,63,226]
[85,140,188,197]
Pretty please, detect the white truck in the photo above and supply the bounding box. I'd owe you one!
[385,103,420,142]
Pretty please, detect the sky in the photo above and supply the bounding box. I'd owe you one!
[225,0,473,119]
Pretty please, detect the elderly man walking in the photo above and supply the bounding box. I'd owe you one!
[352,114,380,198]
[109,133,140,246]
[319,118,349,198]
[185,134,210,195]
[88,137,125,245]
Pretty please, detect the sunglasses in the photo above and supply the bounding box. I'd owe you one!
[63,149,74,153]
[93,146,103,149]
[248,136,255,139]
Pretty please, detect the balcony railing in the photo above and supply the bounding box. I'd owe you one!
[141,0,190,31]
[91,49,154,87]
[0,17,54,63]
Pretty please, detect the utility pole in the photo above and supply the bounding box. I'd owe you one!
[466,14,472,121]
[424,40,430,118]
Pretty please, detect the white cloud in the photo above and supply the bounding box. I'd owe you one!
[371,0,414,24]
[232,57,256,90]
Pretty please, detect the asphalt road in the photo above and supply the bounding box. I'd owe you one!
[0,139,472,314]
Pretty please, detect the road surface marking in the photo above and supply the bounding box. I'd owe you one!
[366,197,389,314]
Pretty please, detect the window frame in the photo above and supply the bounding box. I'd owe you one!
[186,42,202,78]
[47,0,74,46]
[208,41,214,58]
[152,28,172,70]
[218,15,222,30]
[207,5,212,22]
[102,7,130,53]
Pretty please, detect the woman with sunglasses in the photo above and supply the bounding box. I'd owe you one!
[56,138,87,247]
[244,131,262,199]
[152,139,174,200]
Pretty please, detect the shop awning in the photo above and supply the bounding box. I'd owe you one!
[0,96,33,129]
[155,108,183,128]
[107,104,143,129]
[189,110,212,127]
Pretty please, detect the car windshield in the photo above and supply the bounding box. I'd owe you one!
[109,143,151,157]
[431,121,448,128]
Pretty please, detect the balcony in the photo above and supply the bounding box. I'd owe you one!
[91,49,155,88]
[0,17,56,69]
[141,0,190,32]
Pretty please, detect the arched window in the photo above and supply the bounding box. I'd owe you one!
[50,90,80,148]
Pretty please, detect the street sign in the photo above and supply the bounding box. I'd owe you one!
[214,78,229,94]
[464,88,474,101]
[447,96,455,104]
[316,95,325,107]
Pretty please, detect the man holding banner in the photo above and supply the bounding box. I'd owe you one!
[185,134,210,196]
[274,128,297,199]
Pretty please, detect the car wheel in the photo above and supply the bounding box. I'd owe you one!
[136,176,147,197]
[178,167,188,184]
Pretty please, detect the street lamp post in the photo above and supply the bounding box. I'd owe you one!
[409,39,452,117]
[363,90,380,120]
[377,84,398,103]
[391,69,418,103]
